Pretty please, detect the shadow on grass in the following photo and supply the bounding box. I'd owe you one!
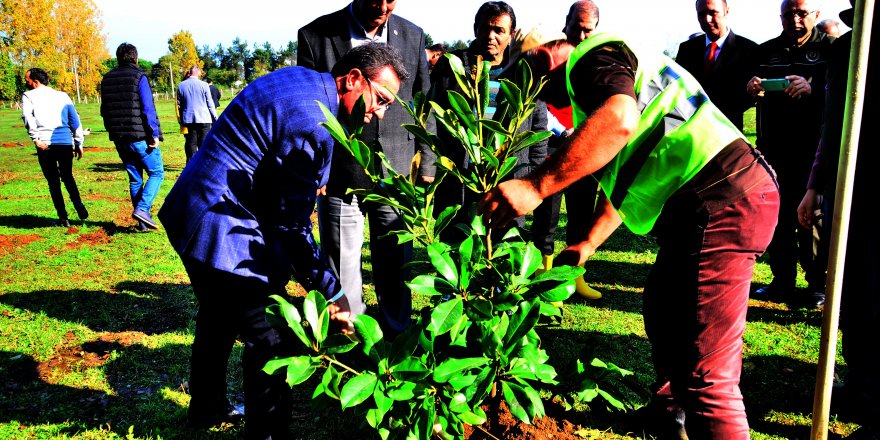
[0,213,128,233]
[0,281,194,334]
[0,346,243,440]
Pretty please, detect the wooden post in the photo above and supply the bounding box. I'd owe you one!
[810,1,874,438]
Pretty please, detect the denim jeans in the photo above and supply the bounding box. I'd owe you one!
[115,140,164,213]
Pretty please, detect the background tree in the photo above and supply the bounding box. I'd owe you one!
[166,30,202,80]
[52,0,109,100]
[1,0,108,100]
[0,53,17,101]
[278,41,297,67]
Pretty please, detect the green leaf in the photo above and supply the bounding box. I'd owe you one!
[447,374,478,391]
[449,392,469,413]
[427,242,458,283]
[576,378,599,402]
[268,295,311,347]
[322,333,358,355]
[262,357,292,376]
[353,314,384,357]
[459,406,487,425]
[285,356,319,386]
[447,91,478,134]
[433,357,490,383]
[340,372,378,410]
[538,301,563,317]
[532,265,585,282]
[321,365,343,399]
[504,299,541,357]
[373,385,393,421]
[534,281,576,303]
[386,380,424,401]
[416,396,436,440]
[457,235,482,291]
[390,357,430,381]
[501,381,531,424]
[598,389,628,411]
[317,101,349,145]
[407,274,458,297]
[518,244,543,279]
[429,297,463,336]
[467,298,494,320]
[304,291,329,345]
[433,205,461,237]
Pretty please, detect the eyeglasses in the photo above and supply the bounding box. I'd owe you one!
[365,77,394,110]
[781,10,817,20]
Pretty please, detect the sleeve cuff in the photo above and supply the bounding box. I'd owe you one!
[327,290,345,303]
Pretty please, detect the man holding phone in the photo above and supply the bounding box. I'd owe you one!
[747,0,833,308]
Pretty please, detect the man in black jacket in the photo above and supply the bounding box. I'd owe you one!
[747,0,833,307]
[676,0,757,132]
[298,0,435,335]
[100,43,165,231]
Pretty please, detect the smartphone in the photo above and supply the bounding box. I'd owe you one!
[762,78,791,92]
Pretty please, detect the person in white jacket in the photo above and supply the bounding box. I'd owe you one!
[21,68,88,227]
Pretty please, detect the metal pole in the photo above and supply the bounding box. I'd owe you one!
[169,62,174,99]
[810,0,874,438]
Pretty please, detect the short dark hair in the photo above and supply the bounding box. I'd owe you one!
[330,43,410,83]
[116,43,139,65]
[27,68,49,85]
[428,43,448,52]
[475,1,516,34]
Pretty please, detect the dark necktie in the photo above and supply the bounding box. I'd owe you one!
[705,41,718,76]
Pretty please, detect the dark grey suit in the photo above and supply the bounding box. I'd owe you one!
[298,6,433,334]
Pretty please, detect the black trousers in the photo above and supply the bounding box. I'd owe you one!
[183,259,294,440]
[37,144,83,221]
[183,123,212,164]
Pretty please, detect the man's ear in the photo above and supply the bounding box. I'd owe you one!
[345,68,365,91]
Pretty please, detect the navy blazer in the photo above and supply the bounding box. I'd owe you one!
[676,31,757,131]
[297,7,436,196]
[159,67,341,296]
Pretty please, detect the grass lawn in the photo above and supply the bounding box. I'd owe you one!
[0,99,861,439]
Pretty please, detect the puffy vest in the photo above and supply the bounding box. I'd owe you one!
[566,33,745,234]
[101,65,151,141]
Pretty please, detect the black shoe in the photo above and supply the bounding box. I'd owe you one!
[132,209,158,229]
[53,219,71,227]
[625,404,688,440]
[188,400,244,428]
[74,203,89,220]
[753,284,794,299]
[811,291,826,307]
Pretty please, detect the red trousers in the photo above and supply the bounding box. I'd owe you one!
[644,167,779,438]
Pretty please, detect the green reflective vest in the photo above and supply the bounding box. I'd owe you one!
[566,33,746,234]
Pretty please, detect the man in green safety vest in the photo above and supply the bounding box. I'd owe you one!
[479,31,780,439]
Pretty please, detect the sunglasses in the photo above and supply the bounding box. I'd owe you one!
[781,10,816,20]
[365,77,394,110]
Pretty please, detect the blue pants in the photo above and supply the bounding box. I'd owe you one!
[115,140,164,213]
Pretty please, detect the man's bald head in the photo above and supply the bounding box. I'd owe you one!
[563,1,600,45]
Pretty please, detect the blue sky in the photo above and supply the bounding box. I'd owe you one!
[94,0,852,63]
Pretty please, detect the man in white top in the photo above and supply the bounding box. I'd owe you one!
[21,68,88,227]
[176,65,217,164]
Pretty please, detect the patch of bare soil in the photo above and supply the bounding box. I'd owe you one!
[1,141,24,148]
[83,146,116,153]
[64,227,111,249]
[465,397,586,440]
[36,331,146,383]
[0,234,43,254]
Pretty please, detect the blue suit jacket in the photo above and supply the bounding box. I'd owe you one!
[159,67,341,296]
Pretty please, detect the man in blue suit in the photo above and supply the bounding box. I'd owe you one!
[158,43,409,439]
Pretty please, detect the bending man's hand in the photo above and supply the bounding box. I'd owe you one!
[327,294,354,335]
[554,241,599,267]
[477,178,543,229]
